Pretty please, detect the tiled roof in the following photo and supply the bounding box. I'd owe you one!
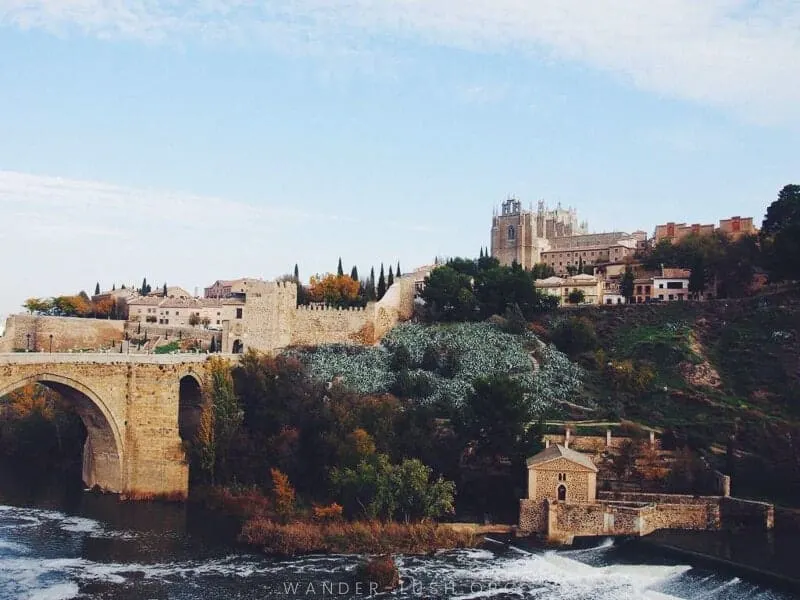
[526,444,598,472]
[659,268,691,279]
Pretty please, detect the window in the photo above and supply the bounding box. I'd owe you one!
[669,294,674,301]
[667,281,683,289]
[557,485,567,501]
[216,320,220,325]
[659,284,664,289]
[176,311,180,315]
[507,225,516,240]
[659,294,664,300]
[557,473,567,481]
[236,308,243,319]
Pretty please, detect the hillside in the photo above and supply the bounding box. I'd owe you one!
[535,288,800,503]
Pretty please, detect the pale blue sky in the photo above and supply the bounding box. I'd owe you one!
[1,1,799,317]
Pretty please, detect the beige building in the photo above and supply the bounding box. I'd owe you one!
[541,241,638,275]
[128,295,244,327]
[526,444,598,504]
[490,198,588,269]
[204,278,263,299]
[654,216,758,244]
[535,273,603,305]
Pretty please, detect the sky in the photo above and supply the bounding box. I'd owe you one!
[1,0,799,318]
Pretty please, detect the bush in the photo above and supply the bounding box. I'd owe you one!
[354,556,399,592]
[239,519,476,556]
[550,317,598,357]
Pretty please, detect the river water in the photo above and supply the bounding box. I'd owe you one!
[0,484,797,600]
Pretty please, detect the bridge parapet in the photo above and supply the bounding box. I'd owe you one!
[0,353,240,365]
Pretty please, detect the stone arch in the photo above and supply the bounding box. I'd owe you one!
[0,373,124,493]
[557,484,567,501]
[231,339,243,354]
[178,373,203,443]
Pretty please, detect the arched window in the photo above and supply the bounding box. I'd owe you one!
[507,225,516,241]
[557,485,567,501]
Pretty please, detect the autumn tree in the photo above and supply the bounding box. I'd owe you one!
[271,467,297,520]
[23,298,53,315]
[195,358,242,484]
[92,297,114,319]
[309,274,361,307]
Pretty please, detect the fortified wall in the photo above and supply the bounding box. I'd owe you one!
[222,275,419,354]
[0,315,125,353]
[0,274,423,355]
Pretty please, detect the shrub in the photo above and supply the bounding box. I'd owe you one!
[354,556,399,592]
[550,317,598,357]
[270,468,296,520]
[312,503,344,522]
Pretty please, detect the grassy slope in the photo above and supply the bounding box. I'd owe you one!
[536,288,800,452]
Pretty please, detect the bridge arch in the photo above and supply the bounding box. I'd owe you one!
[0,373,124,493]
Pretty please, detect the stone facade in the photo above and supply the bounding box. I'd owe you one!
[0,353,222,498]
[220,276,418,354]
[0,315,125,353]
[519,446,773,544]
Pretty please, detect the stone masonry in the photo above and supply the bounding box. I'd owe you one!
[0,353,227,498]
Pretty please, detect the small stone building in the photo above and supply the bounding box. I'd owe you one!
[526,444,598,503]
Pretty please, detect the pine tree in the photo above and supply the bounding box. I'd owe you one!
[350,265,359,281]
[337,257,344,277]
[396,261,402,277]
[377,264,387,300]
[294,264,300,282]
[368,267,376,301]
[388,265,395,288]
[94,282,100,295]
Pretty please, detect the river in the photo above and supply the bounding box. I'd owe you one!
[0,481,797,600]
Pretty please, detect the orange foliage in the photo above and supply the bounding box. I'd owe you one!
[312,502,344,522]
[270,468,296,519]
[92,297,115,318]
[308,273,360,305]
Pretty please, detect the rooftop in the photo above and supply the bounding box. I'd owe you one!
[526,444,598,472]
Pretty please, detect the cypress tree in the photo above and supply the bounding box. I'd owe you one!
[94,282,100,295]
[396,261,402,277]
[163,282,168,297]
[368,267,376,301]
[337,257,344,277]
[388,265,394,288]
[480,248,484,259]
[377,264,387,300]
[350,265,359,281]
[294,264,300,282]
[141,278,148,296]
[112,283,116,291]
[121,284,126,290]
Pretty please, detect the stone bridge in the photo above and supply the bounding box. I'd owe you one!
[0,353,237,498]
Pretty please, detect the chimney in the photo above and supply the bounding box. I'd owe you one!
[606,429,612,448]
[565,429,570,449]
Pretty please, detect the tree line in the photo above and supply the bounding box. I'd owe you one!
[287,259,403,308]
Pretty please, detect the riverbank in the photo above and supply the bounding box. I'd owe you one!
[635,529,800,594]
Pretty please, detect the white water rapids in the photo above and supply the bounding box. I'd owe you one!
[0,504,795,600]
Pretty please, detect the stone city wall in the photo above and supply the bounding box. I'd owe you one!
[0,315,125,353]
[597,491,722,505]
[290,305,376,347]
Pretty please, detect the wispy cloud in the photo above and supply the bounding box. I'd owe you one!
[2,1,800,124]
